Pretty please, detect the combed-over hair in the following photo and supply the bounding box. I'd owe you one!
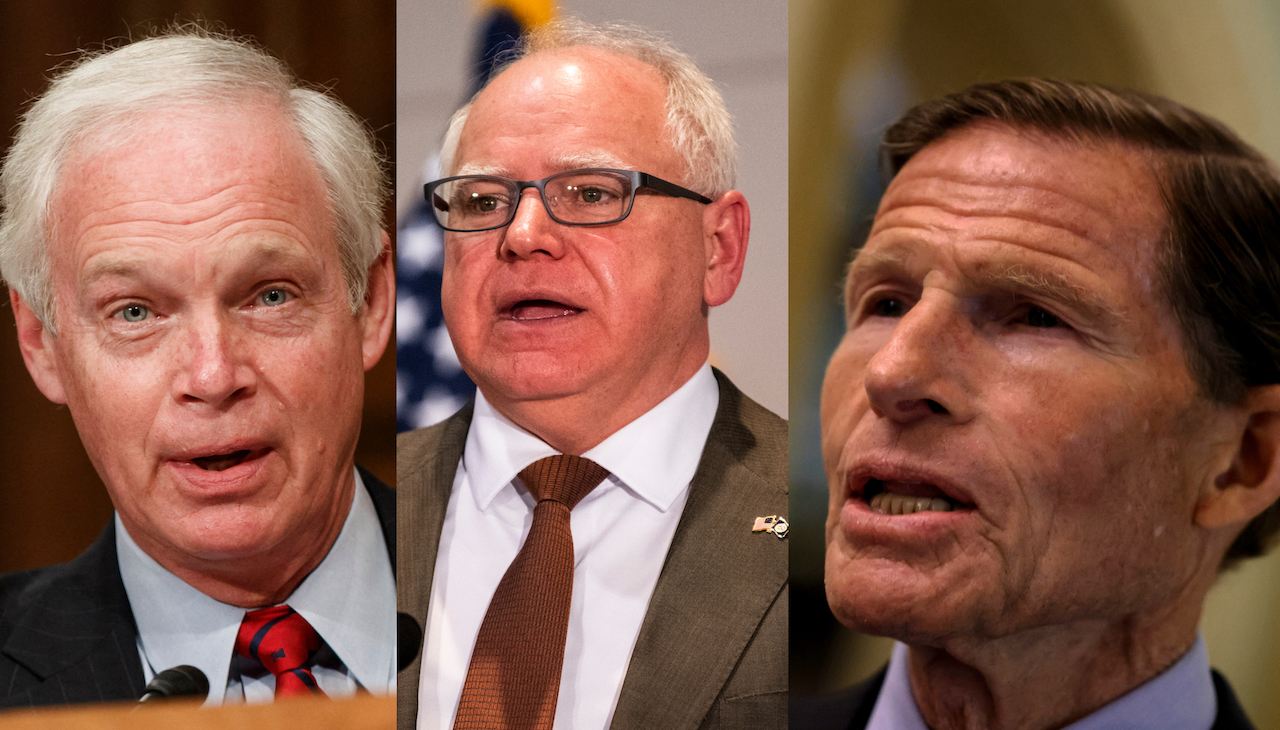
[0,25,388,331]
[438,17,737,198]
[880,79,1280,568]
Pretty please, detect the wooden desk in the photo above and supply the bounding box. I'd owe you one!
[0,693,394,729]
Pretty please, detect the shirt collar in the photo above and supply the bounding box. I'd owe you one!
[865,643,929,730]
[868,637,1216,730]
[117,468,396,705]
[464,363,719,512]
[1062,634,1215,730]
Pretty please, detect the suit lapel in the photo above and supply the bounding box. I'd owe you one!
[611,371,788,729]
[1211,670,1258,730]
[396,403,473,730]
[359,465,397,571]
[0,469,398,709]
[789,668,885,730]
[0,522,146,706]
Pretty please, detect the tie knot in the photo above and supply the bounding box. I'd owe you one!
[518,455,609,509]
[234,605,326,697]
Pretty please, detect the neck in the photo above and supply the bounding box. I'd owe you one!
[167,543,340,608]
[906,594,1207,730]
[488,357,707,456]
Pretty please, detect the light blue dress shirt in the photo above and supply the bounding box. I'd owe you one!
[116,468,396,705]
[867,637,1216,730]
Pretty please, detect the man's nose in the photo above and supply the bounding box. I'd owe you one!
[862,295,974,425]
[173,315,256,407]
[500,187,567,260]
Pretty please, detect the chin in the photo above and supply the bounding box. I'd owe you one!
[476,359,592,404]
[170,505,289,561]
[825,552,993,643]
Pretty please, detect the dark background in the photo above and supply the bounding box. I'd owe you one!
[0,0,395,573]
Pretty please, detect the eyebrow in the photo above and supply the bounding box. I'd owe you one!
[977,263,1126,323]
[81,241,315,288]
[843,248,910,302]
[846,248,1127,324]
[452,163,508,177]
[81,256,154,285]
[549,152,628,171]
[452,153,630,180]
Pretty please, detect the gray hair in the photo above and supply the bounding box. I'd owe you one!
[439,18,737,198]
[0,27,387,332]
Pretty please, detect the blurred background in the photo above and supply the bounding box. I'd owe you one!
[789,0,1280,726]
[0,0,395,573]
[395,0,787,431]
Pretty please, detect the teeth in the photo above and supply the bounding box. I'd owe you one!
[191,450,250,471]
[868,491,955,515]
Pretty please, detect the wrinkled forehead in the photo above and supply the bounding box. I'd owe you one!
[50,100,332,242]
[61,100,314,185]
[867,123,1169,284]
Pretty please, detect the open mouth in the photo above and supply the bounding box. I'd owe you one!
[864,479,970,515]
[508,299,581,321]
[190,450,254,472]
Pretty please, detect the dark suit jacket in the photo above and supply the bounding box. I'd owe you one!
[790,666,1258,730]
[397,369,789,730]
[0,467,396,707]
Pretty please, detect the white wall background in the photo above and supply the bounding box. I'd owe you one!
[396,0,788,418]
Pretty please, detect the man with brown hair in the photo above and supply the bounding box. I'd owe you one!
[798,79,1279,730]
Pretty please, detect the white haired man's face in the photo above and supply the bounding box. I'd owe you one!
[14,101,390,594]
[439,48,727,434]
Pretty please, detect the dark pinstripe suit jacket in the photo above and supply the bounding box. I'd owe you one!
[397,370,789,730]
[0,467,395,707]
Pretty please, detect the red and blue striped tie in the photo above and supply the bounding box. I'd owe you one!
[234,605,327,698]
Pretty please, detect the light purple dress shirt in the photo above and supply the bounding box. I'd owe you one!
[866,636,1216,730]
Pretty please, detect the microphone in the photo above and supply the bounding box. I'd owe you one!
[139,665,210,702]
[398,612,423,673]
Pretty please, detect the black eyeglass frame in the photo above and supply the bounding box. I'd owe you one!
[423,168,714,233]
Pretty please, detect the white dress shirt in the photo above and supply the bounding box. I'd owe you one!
[117,468,397,705]
[418,363,720,730]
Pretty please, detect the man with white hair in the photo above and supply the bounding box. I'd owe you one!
[398,18,787,730]
[0,29,395,706]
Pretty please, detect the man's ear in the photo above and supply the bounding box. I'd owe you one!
[10,289,67,404]
[701,190,749,307]
[1196,384,1280,529]
[360,231,396,372]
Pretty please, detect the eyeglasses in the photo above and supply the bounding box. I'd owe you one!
[423,168,713,232]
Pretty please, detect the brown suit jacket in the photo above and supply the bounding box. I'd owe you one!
[397,369,788,729]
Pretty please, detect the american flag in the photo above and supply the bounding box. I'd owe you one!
[395,158,475,433]
[752,515,789,539]
[395,0,554,433]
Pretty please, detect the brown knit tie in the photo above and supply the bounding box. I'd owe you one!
[454,455,610,730]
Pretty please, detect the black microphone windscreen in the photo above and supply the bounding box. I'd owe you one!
[139,665,210,702]
[398,612,423,673]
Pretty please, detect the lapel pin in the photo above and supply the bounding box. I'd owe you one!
[752,515,788,540]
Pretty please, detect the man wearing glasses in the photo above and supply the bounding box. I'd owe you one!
[397,18,787,730]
